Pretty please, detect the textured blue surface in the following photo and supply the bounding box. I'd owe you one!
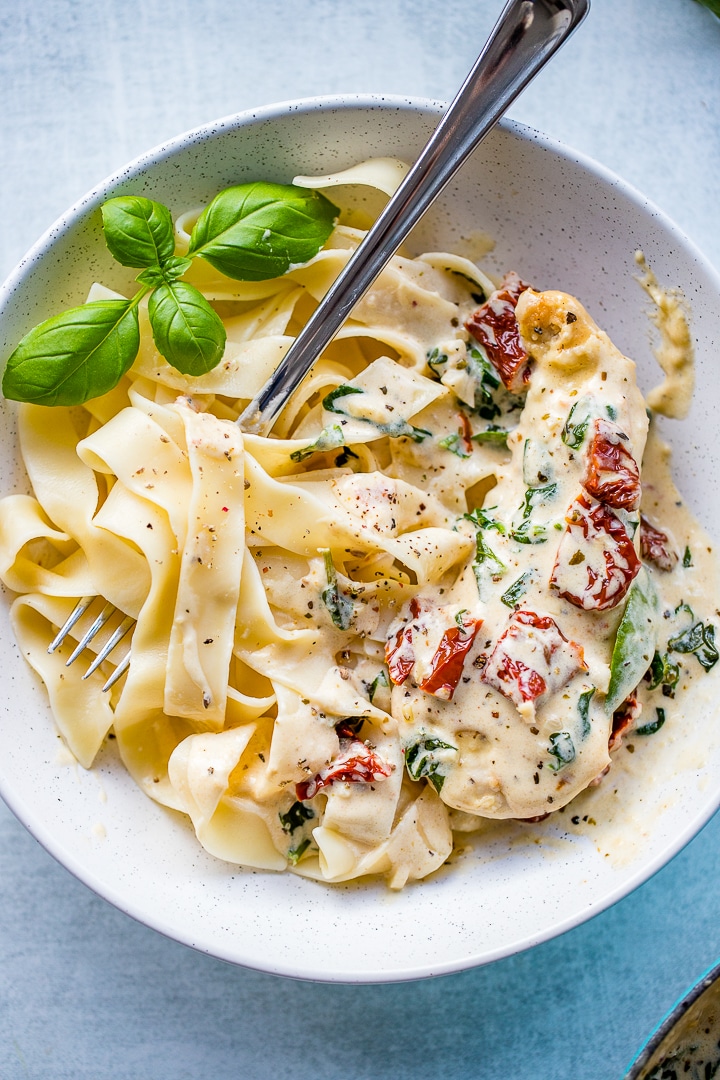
[1,1,719,1077]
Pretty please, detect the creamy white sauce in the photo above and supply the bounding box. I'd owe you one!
[635,250,695,419]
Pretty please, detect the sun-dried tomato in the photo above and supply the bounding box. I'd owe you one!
[418,617,481,700]
[514,610,557,632]
[385,597,421,685]
[639,515,678,572]
[492,654,547,702]
[458,411,474,454]
[296,741,393,801]
[584,418,641,511]
[465,271,531,392]
[481,609,586,709]
[551,493,640,611]
[609,692,641,753]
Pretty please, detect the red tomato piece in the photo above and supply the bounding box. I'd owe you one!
[296,740,393,801]
[490,653,547,703]
[418,617,481,700]
[609,692,641,753]
[481,609,586,710]
[465,271,531,392]
[385,597,422,685]
[551,494,640,611]
[458,411,474,454]
[584,418,641,511]
[639,515,678,572]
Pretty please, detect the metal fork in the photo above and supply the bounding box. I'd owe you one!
[46,0,589,690]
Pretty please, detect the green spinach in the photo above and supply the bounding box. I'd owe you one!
[320,549,354,630]
[548,731,576,771]
[635,707,666,736]
[606,567,659,713]
[405,736,457,792]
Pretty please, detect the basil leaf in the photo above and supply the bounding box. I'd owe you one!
[636,707,666,737]
[606,567,660,713]
[279,801,314,834]
[136,256,193,288]
[548,731,575,771]
[101,196,175,268]
[188,182,337,281]
[578,688,595,738]
[683,546,693,568]
[405,737,457,792]
[148,281,226,376]
[2,299,140,406]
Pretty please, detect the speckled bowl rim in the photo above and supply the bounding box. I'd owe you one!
[624,958,720,1078]
[2,94,720,982]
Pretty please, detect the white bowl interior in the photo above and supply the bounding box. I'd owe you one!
[2,96,720,981]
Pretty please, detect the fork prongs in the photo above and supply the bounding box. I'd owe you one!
[47,598,133,692]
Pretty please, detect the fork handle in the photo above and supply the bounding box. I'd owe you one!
[238,0,589,435]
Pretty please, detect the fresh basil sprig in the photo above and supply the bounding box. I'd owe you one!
[3,183,338,407]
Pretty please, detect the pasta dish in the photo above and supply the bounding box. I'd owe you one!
[0,160,716,888]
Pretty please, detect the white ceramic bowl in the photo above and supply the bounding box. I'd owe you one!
[2,95,720,983]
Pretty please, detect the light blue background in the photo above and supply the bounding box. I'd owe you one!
[1,2,719,1077]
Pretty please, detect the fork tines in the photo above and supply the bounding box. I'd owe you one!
[48,596,133,693]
